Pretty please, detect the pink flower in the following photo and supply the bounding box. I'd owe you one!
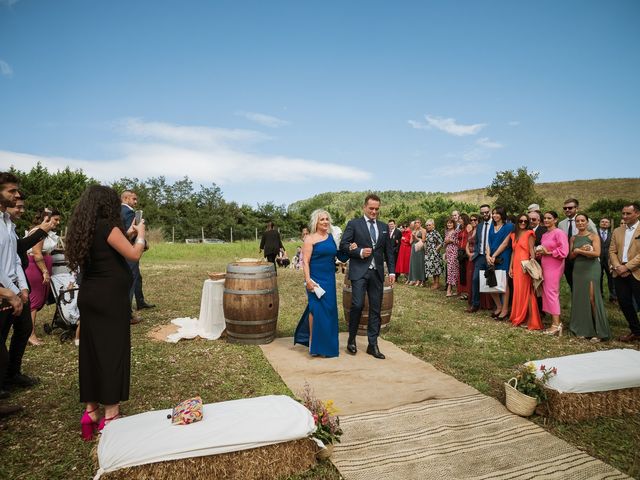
[540,364,546,371]
[551,367,557,374]
[313,413,318,424]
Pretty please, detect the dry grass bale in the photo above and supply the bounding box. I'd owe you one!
[100,438,318,480]
[542,386,640,423]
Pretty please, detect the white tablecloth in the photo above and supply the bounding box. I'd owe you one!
[533,348,640,393]
[167,279,226,342]
[95,395,316,479]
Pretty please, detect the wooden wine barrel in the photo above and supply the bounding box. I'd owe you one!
[223,262,279,344]
[342,284,394,336]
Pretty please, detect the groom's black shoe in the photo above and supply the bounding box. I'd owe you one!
[346,338,357,355]
[366,344,385,359]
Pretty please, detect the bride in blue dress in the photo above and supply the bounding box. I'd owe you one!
[294,209,349,357]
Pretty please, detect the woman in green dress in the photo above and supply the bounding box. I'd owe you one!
[568,213,611,341]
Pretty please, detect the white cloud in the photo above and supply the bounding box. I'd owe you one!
[0,59,13,77]
[409,115,486,136]
[1,118,371,185]
[236,111,290,128]
[476,137,504,149]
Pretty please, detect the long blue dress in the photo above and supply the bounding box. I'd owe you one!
[294,234,340,357]
[488,222,514,271]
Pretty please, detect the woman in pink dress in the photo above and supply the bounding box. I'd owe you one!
[444,218,459,297]
[538,211,569,336]
[395,221,413,278]
[508,214,542,330]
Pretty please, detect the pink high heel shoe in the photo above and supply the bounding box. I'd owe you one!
[98,414,122,432]
[81,407,99,441]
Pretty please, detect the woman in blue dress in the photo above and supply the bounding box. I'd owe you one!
[294,209,349,357]
[485,206,514,320]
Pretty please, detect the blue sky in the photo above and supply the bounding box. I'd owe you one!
[1,0,638,206]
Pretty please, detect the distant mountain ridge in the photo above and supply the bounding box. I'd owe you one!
[289,178,640,221]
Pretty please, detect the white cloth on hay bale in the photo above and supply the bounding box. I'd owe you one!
[94,395,315,479]
[166,279,226,342]
[532,348,640,393]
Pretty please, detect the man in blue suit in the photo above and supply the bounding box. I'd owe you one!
[466,204,492,313]
[340,194,396,359]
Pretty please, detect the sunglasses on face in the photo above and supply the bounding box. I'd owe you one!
[518,220,528,224]
[563,206,576,210]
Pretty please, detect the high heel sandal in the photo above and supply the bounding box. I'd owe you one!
[81,407,100,441]
[544,324,563,336]
[98,414,122,432]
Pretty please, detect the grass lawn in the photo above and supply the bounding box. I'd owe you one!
[1,240,639,479]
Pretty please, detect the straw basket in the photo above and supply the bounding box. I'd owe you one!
[504,378,537,417]
[316,444,334,460]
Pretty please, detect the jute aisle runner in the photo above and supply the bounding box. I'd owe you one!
[260,333,629,480]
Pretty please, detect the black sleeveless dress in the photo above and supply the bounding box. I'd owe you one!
[78,219,133,404]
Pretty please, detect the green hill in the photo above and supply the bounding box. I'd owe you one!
[288,178,640,225]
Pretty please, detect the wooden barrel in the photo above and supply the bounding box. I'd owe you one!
[223,262,279,344]
[342,284,394,336]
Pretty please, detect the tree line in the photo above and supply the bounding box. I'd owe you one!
[8,163,637,241]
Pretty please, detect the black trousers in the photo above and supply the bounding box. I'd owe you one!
[349,269,383,346]
[564,258,574,291]
[0,299,32,383]
[600,262,617,301]
[614,275,640,335]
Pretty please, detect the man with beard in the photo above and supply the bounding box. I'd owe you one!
[0,173,39,411]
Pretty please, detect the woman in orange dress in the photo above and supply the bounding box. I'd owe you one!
[508,214,542,329]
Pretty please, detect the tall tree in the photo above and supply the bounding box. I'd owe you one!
[486,167,543,215]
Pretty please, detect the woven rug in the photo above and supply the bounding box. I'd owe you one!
[332,392,630,480]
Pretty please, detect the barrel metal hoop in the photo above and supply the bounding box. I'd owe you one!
[224,317,278,326]
[226,331,276,339]
[224,288,277,295]
[225,272,275,280]
[226,264,275,274]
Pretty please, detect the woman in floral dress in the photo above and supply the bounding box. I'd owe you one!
[423,219,443,289]
[443,218,459,297]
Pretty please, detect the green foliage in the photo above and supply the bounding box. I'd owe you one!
[486,166,543,215]
[9,162,96,233]
[585,198,640,226]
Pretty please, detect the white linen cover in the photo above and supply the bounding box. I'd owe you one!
[166,279,226,342]
[95,395,315,479]
[532,348,640,393]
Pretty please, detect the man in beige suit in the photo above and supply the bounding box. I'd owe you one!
[609,203,640,342]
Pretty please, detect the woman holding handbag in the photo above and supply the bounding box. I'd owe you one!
[485,207,514,319]
[407,219,426,286]
[539,211,569,336]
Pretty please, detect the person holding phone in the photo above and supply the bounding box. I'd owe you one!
[25,208,61,345]
[66,185,147,438]
[120,190,154,322]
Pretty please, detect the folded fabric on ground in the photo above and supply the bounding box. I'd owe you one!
[94,395,315,479]
[532,348,640,393]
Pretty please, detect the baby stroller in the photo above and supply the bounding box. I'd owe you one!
[43,250,80,342]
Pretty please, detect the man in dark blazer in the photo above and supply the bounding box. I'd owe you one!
[528,210,547,247]
[259,221,284,271]
[466,204,492,313]
[386,219,402,267]
[598,217,616,302]
[340,194,396,359]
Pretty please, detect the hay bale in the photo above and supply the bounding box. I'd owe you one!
[100,438,317,480]
[542,385,640,423]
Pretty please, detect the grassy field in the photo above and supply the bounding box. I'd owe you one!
[1,240,639,479]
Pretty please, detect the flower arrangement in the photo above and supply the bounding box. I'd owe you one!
[299,383,343,446]
[513,362,558,403]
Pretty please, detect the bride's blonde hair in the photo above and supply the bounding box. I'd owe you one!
[309,209,333,233]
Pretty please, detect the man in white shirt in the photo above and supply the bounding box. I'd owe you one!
[0,172,39,410]
[558,198,596,290]
[609,203,640,342]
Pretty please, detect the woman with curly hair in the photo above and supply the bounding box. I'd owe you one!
[65,185,146,440]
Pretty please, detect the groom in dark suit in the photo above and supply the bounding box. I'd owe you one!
[340,194,396,359]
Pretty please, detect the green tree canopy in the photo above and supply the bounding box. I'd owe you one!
[486,166,543,215]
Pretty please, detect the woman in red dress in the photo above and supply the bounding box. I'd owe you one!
[395,221,413,279]
[457,214,470,300]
